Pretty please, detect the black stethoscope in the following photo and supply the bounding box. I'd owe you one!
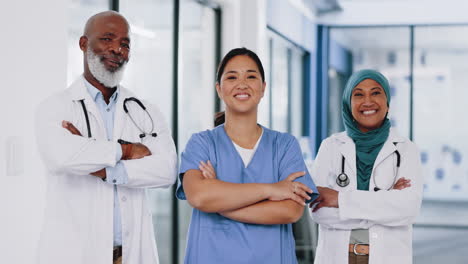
[336,149,401,192]
[78,97,157,139]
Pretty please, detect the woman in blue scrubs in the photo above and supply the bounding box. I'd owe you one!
[176,47,318,264]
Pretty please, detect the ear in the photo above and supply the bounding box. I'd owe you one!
[79,36,88,52]
[215,82,222,100]
[261,82,266,98]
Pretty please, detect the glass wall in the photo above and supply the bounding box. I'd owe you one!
[177,1,218,263]
[268,30,313,263]
[326,25,468,264]
[413,26,468,200]
[119,1,175,263]
[269,34,290,132]
[412,26,468,264]
[268,31,307,137]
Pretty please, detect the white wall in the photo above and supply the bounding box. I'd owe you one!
[0,0,67,263]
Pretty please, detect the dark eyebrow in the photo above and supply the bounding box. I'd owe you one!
[353,88,363,92]
[225,70,238,75]
[371,87,382,91]
[247,69,258,73]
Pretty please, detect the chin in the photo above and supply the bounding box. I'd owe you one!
[227,105,257,115]
[359,122,382,132]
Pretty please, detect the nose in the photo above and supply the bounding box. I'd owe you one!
[110,43,123,55]
[362,95,375,106]
[237,78,248,89]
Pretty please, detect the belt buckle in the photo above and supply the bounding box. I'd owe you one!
[353,243,367,256]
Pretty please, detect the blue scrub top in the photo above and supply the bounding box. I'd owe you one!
[176,124,318,264]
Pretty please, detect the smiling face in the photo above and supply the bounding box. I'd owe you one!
[350,78,389,132]
[216,55,266,115]
[80,12,130,88]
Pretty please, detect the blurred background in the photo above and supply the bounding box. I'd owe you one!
[2,0,468,263]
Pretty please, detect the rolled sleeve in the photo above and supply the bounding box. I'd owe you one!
[105,162,129,185]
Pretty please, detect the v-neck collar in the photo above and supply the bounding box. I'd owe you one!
[219,124,266,170]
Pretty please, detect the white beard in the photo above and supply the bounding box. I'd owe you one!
[86,48,127,88]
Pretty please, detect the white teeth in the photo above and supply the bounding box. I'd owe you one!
[362,110,376,115]
[235,94,249,99]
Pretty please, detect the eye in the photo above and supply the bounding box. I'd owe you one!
[226,76,236,80]
[353,92,363,97]
[247,75,257,79]
[121,43,130,49]
[100,38,112,42]
[372,91,382,96]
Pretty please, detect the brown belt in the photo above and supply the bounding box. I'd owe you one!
[349,244,369,255]
[113,246,122,261]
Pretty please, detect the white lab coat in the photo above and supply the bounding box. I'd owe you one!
[310,128,423,264]
[35,77,177,264]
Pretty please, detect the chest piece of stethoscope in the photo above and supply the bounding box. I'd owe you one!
[336,172,350,187]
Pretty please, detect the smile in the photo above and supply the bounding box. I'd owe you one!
[362,110,377,115]
[106,59,121,66]
[234,93,250,100]
[101,56,124,68]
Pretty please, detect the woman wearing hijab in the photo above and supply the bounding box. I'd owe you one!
[309,69,423,264]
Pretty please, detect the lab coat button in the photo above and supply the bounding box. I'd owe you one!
[121,196,127,202]
[372,233,378,239]
[112,179,116,183]
[106,108,110,112]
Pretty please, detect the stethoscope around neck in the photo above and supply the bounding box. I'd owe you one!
[78,97,157,139]
[336,148,401,191]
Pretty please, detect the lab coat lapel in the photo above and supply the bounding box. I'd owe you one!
[373,128,405,169]
[113,86,128,141]
[69,77,106,138]
[336,133,357,175]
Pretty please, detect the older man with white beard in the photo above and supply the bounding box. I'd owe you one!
[35,11,177,264]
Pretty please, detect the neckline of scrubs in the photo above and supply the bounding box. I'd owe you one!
[220,124,266,170]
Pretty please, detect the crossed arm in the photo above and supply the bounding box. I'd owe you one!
[61,120,151,180]
[183,161,313,225]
